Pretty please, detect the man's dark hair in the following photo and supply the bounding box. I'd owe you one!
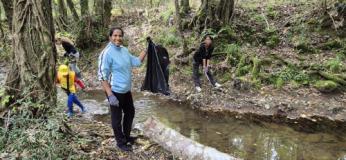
[109,27,124,37]
[202,34,213,41]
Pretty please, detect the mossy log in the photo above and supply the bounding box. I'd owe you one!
[314,80,339,93]
[270,53,294,67]
[318,71,346,85]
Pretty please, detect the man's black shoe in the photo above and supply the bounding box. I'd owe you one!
[126,136,138,145]
[117,144,132,152]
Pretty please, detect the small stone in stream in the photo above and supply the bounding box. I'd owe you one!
[300,114,307,118]
[265,104,270,110]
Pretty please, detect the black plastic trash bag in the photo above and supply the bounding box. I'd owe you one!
[141,37,170,95]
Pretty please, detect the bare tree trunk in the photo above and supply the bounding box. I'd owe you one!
[76,0,93,49]
[180,0,190,15]
[1,0,13,31]
[175,0,182,31]
[57,0,68,29]
[4,0,57,115]
[66,0,79,21]
[80,0,89,16]
[0,4,3,41]
[174,0,188,64]
[103,0,112,28]
[217,0,234,24]
[190,0,234,31]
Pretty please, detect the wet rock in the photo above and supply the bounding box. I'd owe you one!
[265,104,271,110]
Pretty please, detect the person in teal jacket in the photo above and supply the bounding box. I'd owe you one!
[98,27,147,151]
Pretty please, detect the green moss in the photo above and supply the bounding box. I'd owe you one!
[266,6,279,19]
[156,29,181,47]
[217,26,238,41]
[251,57,261,80]
[275,77,284,88]
[221,44,241,66]
[160,7,174,23]
[266,34,280,48]
[261,27,280,48]
[235,55,250,77]
[314,80,338,93]
[220,72,232,83]
[320,39,343,50]
[324,57,343,73]
[292,35,316,54]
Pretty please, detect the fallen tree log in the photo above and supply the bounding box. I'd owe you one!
[318,71,346,85]
[142,116,241,160]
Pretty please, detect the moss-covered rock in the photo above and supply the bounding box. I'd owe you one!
[314,80,339,93]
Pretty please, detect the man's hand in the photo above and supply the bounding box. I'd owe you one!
[108,94,119,107]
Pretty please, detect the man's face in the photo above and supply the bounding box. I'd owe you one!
[110,29,123,47]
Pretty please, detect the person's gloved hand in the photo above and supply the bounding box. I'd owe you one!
[203,66,209,73]
[108,94,119,106]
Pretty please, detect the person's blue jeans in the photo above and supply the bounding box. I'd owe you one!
[67,93,85,115]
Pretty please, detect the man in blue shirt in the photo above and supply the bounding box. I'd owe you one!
[98,27,147,151]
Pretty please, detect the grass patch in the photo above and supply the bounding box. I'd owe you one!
[0,103,87,159]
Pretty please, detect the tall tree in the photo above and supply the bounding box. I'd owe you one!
[76,0,92,49]
[0,7,3,42]
[80,0,89,16]
[175,0,182,31]
[4,0,57,114]
[0,0,13,31]
[180,0,190,15]
[217,0,234,24]
[174,0,188,61]
[103,0,112,28]
[190,0,235,31]
[57,0,68,29]
[66,0,79,21]
[94,0,112,28]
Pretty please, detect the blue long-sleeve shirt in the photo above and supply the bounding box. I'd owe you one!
[98,42,141,93]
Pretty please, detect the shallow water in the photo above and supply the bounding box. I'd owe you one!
[79,90,346,160]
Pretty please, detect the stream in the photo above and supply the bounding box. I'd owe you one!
[78,90,345,160]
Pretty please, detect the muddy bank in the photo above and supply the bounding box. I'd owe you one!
[167,71,346,134]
